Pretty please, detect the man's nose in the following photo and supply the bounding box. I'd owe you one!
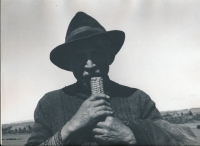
[84,60,96,69]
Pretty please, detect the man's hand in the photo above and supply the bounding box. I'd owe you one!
[92,116,136,145]
[65,94,113,133]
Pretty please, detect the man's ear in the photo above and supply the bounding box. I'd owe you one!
[108,53,115,65]
[108,44,116,65]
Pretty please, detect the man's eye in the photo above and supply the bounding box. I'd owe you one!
[94,53,103,58]
[91,51,107,61]
[71,53,87,65]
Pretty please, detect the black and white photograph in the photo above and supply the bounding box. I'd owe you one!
[1,0,200,145]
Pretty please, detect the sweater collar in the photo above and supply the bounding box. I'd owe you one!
[62,76,115,96]
[62,78,138,98]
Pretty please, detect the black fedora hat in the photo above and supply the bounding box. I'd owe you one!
[50,12,125,71]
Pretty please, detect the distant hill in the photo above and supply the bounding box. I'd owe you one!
[2,121,34,130]
[160,108,200,115]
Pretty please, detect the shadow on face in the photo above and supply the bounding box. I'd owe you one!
[69,39,111,85]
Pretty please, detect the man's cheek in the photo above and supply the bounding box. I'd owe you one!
[72,65,84,79]
[97,62,109,75]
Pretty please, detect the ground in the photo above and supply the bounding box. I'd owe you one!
[2,133,31,146]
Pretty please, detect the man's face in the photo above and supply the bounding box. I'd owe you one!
[70,40,110,85]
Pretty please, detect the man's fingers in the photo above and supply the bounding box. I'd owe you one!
[96,121,106,128]
[89,94,110,101]
[94,110,113,118]
[93,135,108,142]
[95,105,113,112]
[93,135,103,140]
[92,128,106,135]
[93,99,110,107]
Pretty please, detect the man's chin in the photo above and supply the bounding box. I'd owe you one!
[83,73,102,79]
[81,74,103,85]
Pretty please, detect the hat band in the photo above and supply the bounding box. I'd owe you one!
[66,26,105,42]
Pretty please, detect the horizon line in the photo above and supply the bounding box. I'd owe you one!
[2,107,200,125]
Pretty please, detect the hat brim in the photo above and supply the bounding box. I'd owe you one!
[50,30,125,71]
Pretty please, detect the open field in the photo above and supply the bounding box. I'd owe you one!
[2,122,200,145]
[2,133,31,146]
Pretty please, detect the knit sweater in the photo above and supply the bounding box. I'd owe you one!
[25,81,199,145]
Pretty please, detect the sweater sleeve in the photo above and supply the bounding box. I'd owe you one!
[128,90,200,145]
[24,97,63,146]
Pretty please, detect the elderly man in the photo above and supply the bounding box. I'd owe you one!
[25,12,199,145]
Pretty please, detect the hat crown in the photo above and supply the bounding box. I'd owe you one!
[50,12,125,71]
[65,12,106,42]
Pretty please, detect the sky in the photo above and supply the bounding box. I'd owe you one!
[1,0,200,124]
